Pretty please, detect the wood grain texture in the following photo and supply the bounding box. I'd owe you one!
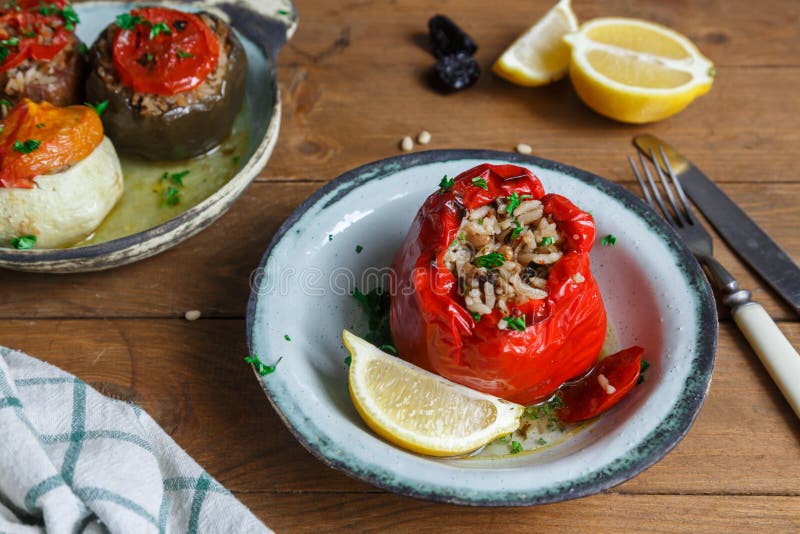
[1,0,799,530]
[0,320,797,497]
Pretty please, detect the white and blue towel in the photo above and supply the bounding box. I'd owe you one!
[0,347,270,534]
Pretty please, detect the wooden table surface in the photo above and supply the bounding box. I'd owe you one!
[2,0,799,531]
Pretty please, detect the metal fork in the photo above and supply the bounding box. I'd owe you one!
[630,147,800,420]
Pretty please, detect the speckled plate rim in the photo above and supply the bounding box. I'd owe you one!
[246,149,718,506]
[0,0,298,273]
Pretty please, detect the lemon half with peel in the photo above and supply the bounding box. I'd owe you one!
[564,18,715,123]
[344,330,523,457]
[492,0,579,86]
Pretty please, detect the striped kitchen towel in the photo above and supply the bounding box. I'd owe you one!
[0,346,271,534]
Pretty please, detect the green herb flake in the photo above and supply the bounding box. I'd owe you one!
[0,98,10,107]
[601,234,617,246]
[35,123,45,129]
[84,100,109,116]
[355,245,363,254]
[537,437,547,446]
[284,334,291,341]
[161,185,180,206]
[510,440,523,454]
[503,314,526,331]
[473,252,506,268]
[504,192,533,215]
[0,37,19,47]
[244,354,282,376]
[176,48,195,59]
[145,52,154,63]
[328,234,333,241]
[78,43,88,55]
[116,13,144,30]
[59,5,79,31]
[232,155,241,165]
[352,286,393,348]
[169,170,190,186]
[0,48,8,63]
[637,359,651,385]
[12,139,40,154]
[470,311,481,322]
[438,174,454,193]
[149,22,172,39]
[379,344,398,355]
[11,234,36,249]
[511,220,524,239]
[539,236,554,247]
[472,176,488,190]
[344,355,351,366]
[277,9,290,15]
[524,396,564,427]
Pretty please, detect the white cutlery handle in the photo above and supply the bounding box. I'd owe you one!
[733,302,800,419]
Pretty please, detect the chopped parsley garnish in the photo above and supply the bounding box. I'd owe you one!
[176,48,195,59]
[471,176,488,190]
[539,236,554,247]
[327,234,333,241]
[116,13,144,30]
[473,252,506,268]
[379,344,398,355]
[524,396,565,431]
[0,98,10,107]
[59,5,79,31]
[511,220,524,239]
[438,174,454,193]
[244,354,282,375]
[637,360,650,385]
[344,355,352,366]
[504,192,533,215]
[537,437,547,446]
[503,314,526,331]
[85,100,109,116]
[232,155,241,165]
[149,22,172,39]
[161,185,180,206]
[12,139,40,153]
[35,123,45,129]
[284,334,291,341]
[470,311,481,322]
[277,9,290,15]
[145,52,154,63]
[164,170,190,186]
[352,286,393,348]
[78,42,88,55]
[498,434,510,443]
[0,48,8,63]
[0,37,19,47]
[11,234,36,249]
[355,245,363,253]
[510,440,523,454]
[601,234,617,246]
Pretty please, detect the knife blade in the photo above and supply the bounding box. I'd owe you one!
[634,134,800,317]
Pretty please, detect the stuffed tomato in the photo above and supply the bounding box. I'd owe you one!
[86,6,247,161]
[390,163,607,405]
[0,1,85,113]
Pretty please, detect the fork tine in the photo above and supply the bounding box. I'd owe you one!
[658,145,698,225]
[628,155,655,209]
[638,151,675,224]
[649,148,686,226]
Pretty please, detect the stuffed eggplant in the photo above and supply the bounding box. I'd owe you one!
[85,6,247,161]
[390,163,608,405]
[0,1,85,114]
[0,99,123,248]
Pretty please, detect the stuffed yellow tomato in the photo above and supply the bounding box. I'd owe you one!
[0,99,123,248]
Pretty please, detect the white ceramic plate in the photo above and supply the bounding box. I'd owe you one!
[246,150,717,505]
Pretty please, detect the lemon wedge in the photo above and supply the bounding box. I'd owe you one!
[344,330,523,457]
[563,17,715,123]
[492,0,579,86]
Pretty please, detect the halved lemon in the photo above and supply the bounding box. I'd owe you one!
[492,0,579,86]
[564,18,715,123]
[344,330,523,457]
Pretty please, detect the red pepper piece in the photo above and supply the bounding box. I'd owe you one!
[556,346,645,423]
[112,7,219,96]
[390,163,607,405]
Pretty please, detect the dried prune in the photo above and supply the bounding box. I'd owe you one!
[432,52,480,92]
[428,14,478,58]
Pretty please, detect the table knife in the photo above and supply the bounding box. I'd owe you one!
[634,134,800,317]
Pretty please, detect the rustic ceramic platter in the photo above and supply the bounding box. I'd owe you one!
[246,149,718,506]
[0,0,296,272]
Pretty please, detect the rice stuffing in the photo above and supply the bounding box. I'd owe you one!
[444,195,565,317]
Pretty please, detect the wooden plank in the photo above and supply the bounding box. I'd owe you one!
[266,63,800,187]
[0,182,797,320]
[244,493,800,533]
[0,319,797,496]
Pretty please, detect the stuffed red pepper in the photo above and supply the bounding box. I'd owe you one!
[390,163,607,405]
